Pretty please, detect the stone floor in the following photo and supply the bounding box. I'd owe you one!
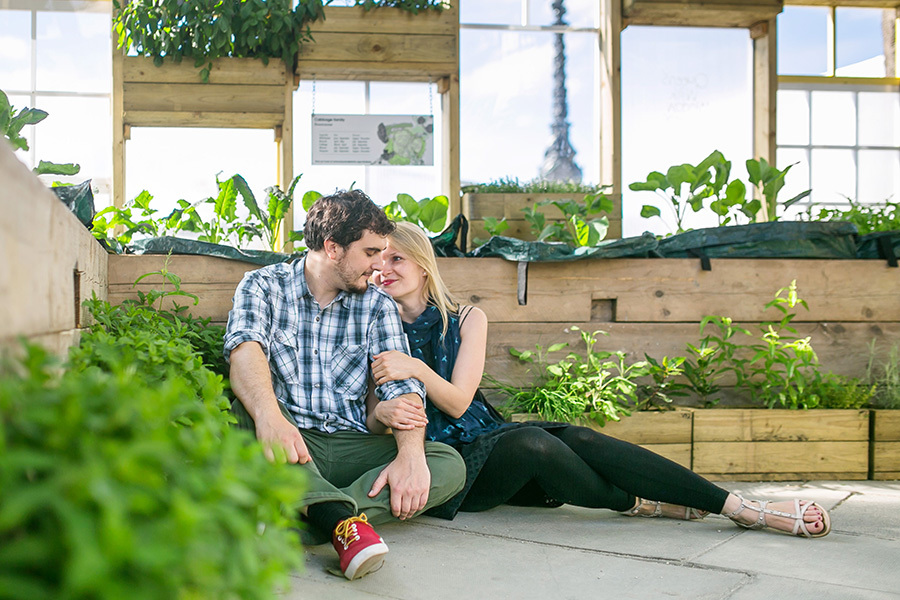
[284,480,900,599]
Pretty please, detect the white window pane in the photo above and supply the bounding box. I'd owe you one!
[777,147,811,207]
[811,148,856,203]
[125,128,275,239]
[33,96,110,185]
[621,26,752,236]
[835,7,886,77]
[859,91,900,147]
[36,9,111,93]
[858,149,900,203]
[777,6,829,76]
[811,91,856,146]
[369,82,435,115]
[460,29,599,186]
[461,0,522,25]
[777,90,810,146]
[0,10,31,92]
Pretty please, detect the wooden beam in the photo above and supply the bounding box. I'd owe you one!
[123,110,284,129]
[123,56,288,85]
[123,83,286,114]
[297,32,456,65]
[442,72,461,217]
[787,0,900,8]
[600,0,623,200]
[278,75,295,253]
[752,17,778,218]
[112,49,125,211]
[623,0,784,28]
[308,5,457,36]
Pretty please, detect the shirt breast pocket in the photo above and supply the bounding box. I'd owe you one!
[331,344,368,398]
[270,328,301,384]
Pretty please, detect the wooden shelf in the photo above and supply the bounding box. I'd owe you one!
[623,0,784,28]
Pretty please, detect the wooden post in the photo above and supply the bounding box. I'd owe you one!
[440,74,461,217]
[600,0,623,199]
[752,18,777,221]
[277,71,296,252]
[112,47,125,211]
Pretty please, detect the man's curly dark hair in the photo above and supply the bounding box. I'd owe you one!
[304,189,395,251]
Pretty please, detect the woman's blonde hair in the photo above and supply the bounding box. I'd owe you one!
[388,221,459,337]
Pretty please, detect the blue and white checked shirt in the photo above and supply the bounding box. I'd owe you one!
[224,256,425,433]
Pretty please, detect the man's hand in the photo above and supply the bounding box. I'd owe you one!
[368,451,431,520]
[256,414,312,464]
[374,396,428,430]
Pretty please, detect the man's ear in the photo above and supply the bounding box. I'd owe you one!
[323,238,341,260]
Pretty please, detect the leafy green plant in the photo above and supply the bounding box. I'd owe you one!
[461,176,606,195]
[498,327,650,426]
[682,315,750,407]
[384,193,449,233]
[746,157,811,222]
[813,374,876,409]
[233,174,314,252]
[351,0,449,12]
[630,150,750,234]
[866,341,900,409]
[92,190,182,246]
[521,191,614,247]
[1,326,305,599]
[805,198,900,235]
[1,89,80,176]
[638,355,689,410]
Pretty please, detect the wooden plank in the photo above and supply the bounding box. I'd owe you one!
[873,441,900,474]
[435,257,900,324]
[623,0,783,28]
[123,83,285,114]
[297,32,456,64]
[484,321,900,388]
[124,110,283,129]
[108,255,261,287]
[872,472,900,481]
[874,410,900,441]
[123,56,287,85]
[467,218,624,247]
[309,5,458,36]
[442,71,461,217]
[702,471,869,481]
[693,409,869,442]
[511,409,692,444]
[600,0,622,200]
[693,441,869,474]
[296,61,457,82]
[753,18,777,187]
[787,0,900,7]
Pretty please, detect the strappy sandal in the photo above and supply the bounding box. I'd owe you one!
[724,496,831,538]
[620,498,709,521]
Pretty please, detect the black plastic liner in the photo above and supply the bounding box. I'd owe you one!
[129,236,302,266]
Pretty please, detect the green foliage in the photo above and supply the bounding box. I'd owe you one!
[521,192,614,247]
[481,216,509,237]
[867,342,900,409]
[813,374,876,409]
[384,193,449,233]
[637,355,689,410]
[746,157,811,222]
[682,315,751,407]
[112,0,326,80]
[1,90,81,177]
[805,198,900,235]
[630,150,754,234]
[233,174,307,252]
[92,190,182,246]
[0,309,306,599]
[351,0,449,12]
[498,327,651,426]
[461,177,607,195]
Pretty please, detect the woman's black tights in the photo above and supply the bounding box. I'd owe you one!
[459,426,729,514]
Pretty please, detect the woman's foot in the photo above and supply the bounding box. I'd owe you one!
[621,498,709,520]
[722,495,831,538]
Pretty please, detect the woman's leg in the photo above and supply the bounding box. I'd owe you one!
[554,426,729,514]
[459,427,636,513]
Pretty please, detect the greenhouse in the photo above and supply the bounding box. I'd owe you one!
[2,0,900,597]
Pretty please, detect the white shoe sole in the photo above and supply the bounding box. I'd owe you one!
[343,541,389,580]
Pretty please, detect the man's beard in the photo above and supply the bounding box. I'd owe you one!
[336,255,370,294]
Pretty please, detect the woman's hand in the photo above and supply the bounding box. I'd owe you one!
[373,396,428,430]
[372,350,423,385]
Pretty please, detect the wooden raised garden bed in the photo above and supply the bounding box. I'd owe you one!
[872,410,900,481]
[622,0,784,28]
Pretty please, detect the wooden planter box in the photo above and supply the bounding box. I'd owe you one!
[622,0,783,28]
[461,192,623,250]
[692,409,870,481]
[299,5,458,82]
[511,409,692,469]
[872,410,900,480]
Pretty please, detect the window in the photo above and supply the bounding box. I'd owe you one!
[1,0,112,207]
[459,0,600,187]
[777,5,900,213]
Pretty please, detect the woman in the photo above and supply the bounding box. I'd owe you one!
[370,222,831,538]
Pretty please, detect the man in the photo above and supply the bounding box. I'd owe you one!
[224,190,465,580]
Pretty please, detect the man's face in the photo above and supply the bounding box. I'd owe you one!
[333,229,387,294]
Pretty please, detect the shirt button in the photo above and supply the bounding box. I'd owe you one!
[313,349,318,355]
[314,383,321,388]
[315,316,320,322]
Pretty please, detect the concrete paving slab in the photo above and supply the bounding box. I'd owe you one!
[727,574,900,600]
[289,520,749,600]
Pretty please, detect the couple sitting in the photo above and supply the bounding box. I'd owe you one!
[224,190,831,581]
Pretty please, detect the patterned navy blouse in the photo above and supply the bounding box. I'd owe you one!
[401,306,503,447]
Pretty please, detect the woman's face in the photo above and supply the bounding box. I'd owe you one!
[373,240,427,302]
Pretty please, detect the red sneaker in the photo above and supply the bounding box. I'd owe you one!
[332,514,389,580]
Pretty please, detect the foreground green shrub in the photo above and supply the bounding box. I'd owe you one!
[0,317,305,598]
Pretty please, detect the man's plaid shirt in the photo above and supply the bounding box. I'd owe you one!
[224,256,425,433]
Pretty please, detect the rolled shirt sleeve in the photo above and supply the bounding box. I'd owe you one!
[369,295,426,404]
